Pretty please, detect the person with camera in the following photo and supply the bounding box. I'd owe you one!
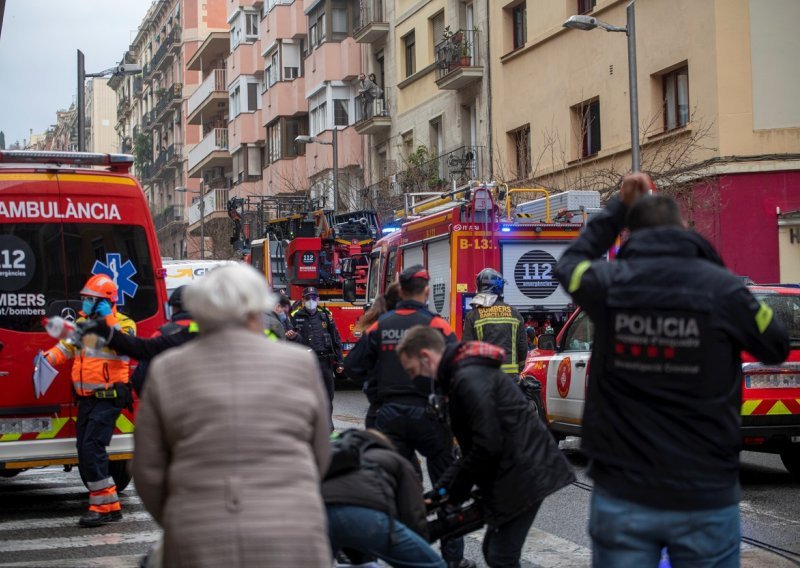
[323,429,445,568]
[41,274,137,527]
[396,327,575,568]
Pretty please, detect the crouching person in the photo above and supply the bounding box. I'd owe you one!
[396,327,576,568]
[323,429,446,568]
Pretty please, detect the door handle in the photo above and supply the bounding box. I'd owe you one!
[575,361,587,368]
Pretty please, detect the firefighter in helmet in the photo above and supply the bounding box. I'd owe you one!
[290,286,343,428]
[462,268,528,377]
[42,274,136,527]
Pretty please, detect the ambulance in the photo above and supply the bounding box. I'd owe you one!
[0,151,168,489]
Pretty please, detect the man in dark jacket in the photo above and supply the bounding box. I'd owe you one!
[344,265,472,568]
[323,429,444,568]
[554,173,790,566]
[462,268,528,377]
[396,327,575,568]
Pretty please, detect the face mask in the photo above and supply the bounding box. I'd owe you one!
[304,299,318,311]
[278,312,287,322]
[82,298,96,315]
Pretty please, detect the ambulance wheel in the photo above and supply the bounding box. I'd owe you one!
[79,460,132,492]
[110,460,132,493]
[780,447,800,479]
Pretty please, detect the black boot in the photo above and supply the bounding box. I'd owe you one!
[79,510,123,527]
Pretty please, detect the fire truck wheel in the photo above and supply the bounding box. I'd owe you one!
[780,447,800,479]
[79,460,132,493]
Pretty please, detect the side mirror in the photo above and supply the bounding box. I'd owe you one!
[343,278,357,303]
[537,333,556,351]
[341,258,355,278]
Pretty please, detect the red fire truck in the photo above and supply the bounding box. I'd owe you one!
[249,208,380,354]
[0,151,168,488]
[365,182,599,336]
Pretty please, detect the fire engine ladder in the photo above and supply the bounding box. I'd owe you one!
[394,180,482,221]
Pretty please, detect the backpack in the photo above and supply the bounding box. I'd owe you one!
[324,429,381,480]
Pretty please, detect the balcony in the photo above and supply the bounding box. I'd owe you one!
[187,187,230,228]
[434,29,484,90]
[138,161,156,183]
[188,128,230,177]
[133,76,143,97]
[154,204,185,233]
[188,69,227,125]
[116,96,131,122]
[165,143,183,167]
[153,83,183,124]
[354,0,389,44]
[152,27,181,72]
[143,108,159,130]
[396,146,485,193]
[354,91,391,135]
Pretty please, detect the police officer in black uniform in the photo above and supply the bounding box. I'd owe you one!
[462,268,528,377]
[291,286,343,427]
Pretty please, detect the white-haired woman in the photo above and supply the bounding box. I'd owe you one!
[133,263,331,567]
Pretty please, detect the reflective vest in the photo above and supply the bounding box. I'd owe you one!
[45,312,137,397]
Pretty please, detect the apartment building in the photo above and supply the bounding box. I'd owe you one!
[111,0,229,260]
[85,78,117,154]
[490,0,800,281]
[355,0,489,219]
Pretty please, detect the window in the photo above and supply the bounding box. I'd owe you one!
[334,99,349,126]
[431,12,445,49]
[511,124,531,179]
[266,51,279,87]
[247,83,258,112]
[267,121,281,163]
[311,101,328,135]
[564,311,594,351]
[578,0,596,14]
[245,12,259,39]
[284,117,306,158]
[512,3,527,50]
[663,65,689,131]
[230,85,241,116]
[404,32,416,78]
[332,6,348,34]
[576,99,601,157]
[231,23,242,49]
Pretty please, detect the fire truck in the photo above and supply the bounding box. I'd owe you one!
[364,181,600,336]
[0,151,168,488]
[248,206,381,354]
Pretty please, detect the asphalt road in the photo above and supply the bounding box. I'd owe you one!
[1,389,798,567]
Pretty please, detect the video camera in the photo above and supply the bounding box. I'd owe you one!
[425,490,485,542]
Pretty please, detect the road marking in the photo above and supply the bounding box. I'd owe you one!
[0,530,161,553]
[466,526,592,568]
[740,500,800,526]
[0,511,155,532]
[0,554,144,567]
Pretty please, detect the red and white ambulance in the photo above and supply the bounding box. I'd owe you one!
[0,151,168,489]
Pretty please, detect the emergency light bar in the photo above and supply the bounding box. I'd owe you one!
[0,151,134,173]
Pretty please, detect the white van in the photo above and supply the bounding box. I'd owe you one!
[162,259,237,298]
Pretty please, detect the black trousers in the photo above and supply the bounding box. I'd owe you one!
[376,402,465,563]
[317,357,335,429]
[482,502,542,568]
[76,398,121,483]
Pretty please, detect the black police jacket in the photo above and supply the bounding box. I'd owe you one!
[462,300,528,375]
[436,342,575,525]
[344,300,457,405]
[291,307,343,361]
[555,196,789,510]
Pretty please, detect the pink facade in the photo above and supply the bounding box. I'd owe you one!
[304,127,362,180]
[690,171,800,282]
[262,1,306,45]
[229,109,264,147]
[263,80,308,121]
[304,39,362,84]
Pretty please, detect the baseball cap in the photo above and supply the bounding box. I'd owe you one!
[399,265,430,283]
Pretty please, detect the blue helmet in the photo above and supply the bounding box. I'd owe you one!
[476,268,505,296]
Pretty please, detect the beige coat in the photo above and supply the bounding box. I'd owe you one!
[133,327,331,568]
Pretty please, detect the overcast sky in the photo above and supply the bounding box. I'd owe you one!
[0,0,153,147]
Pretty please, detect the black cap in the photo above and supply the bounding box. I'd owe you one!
[302,286,319,298]
[399,265,430,283]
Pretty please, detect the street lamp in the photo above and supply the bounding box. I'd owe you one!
[77,49,141,152]
[564,1,640,172]
[176,187,205,259]
[295,129,338,212]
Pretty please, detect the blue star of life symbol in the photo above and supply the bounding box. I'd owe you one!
[91,253,139,307]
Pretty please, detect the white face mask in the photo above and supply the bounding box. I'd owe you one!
[305,299,318,311]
